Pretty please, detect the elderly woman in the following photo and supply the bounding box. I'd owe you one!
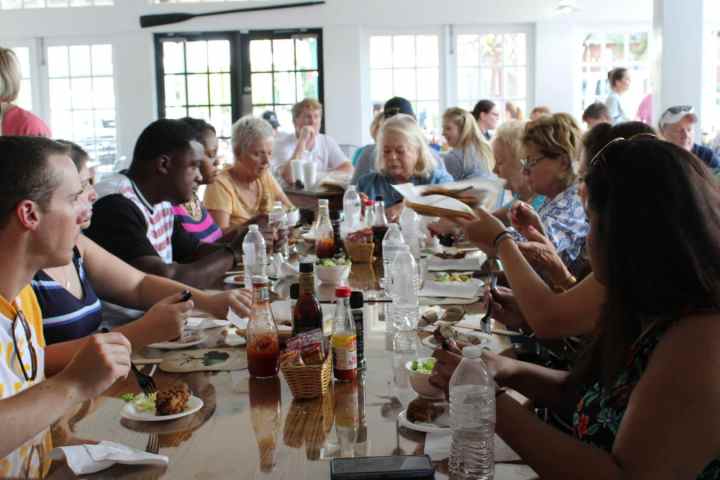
[435,135,720,479]
[272,98,352,185]
[205,115,293,232]
[357,114,453,221]
[441,107,495,180]
[0,47,50,136]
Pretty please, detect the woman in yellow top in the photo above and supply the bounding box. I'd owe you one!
[205,115,293,232]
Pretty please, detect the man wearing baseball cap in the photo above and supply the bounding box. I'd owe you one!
[262,110,280,136]
[658,105,720,169]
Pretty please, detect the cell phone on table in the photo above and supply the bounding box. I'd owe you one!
[330,455,435,480]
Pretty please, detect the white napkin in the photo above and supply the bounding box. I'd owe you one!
[50,441,168,475]
[424,432,521,463]
[420,280,483,299]
[227,308,249,329]
[185,317,230,331]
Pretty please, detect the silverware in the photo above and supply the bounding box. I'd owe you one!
[131,363,157,396]
[145,433,159,454]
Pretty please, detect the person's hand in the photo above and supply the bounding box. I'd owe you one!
[298,126,316,151]
[385,202,404,223]
[427,218,458,237]
[510,202,544,238]
[204,289,253,319]
[429,348,463,397]
[57,333,132,401]
[516,226,574,290]
[480,350,516,385]
[452,207,508,255]
[138,291,195,344]
[489,286,529,332]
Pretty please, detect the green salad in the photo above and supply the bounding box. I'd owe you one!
[410,358,436,374]
[121,392,157,412]
[317,257,351,267]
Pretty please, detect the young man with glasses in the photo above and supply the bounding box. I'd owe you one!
[0,137,132,477]
[658,105,720,170]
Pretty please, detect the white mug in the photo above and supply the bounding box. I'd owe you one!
[290,159,304,185]
[303,161,317,188]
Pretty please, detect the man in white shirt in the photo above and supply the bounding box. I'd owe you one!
[272,98,353,185]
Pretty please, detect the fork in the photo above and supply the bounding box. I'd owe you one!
[131,363,157,396]
[145,433,159,454]
[481,258,499,334]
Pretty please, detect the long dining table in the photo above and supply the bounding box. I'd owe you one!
[44,260,537,480]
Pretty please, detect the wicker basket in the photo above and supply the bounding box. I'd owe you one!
[344,241,374,263]
[281,351,333,400]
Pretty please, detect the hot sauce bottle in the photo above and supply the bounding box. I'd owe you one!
[247,275,280,378]
[331,286,357,382]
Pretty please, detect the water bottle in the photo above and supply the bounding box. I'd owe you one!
[381,224,405,294]
[399,206,420,258]
[269,201,289,258]
[242,224,267,289]
[449,345,495,480]
[343,185,362,233]
[388,244,419,331]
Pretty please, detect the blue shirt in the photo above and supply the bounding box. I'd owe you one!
[32,248,103,344]
[357,168,454,207]
[442,145,492,181]
[350,144,449,185]
[691,144,720,170]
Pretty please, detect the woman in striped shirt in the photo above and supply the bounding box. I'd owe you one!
[32,141,252,347]
[172,118,223,244]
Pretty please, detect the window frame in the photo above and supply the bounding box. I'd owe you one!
[3,39,42,115]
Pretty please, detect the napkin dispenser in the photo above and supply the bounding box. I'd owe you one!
[330,455,435,479]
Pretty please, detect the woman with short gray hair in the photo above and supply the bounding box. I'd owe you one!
[205,115,293,231]
[0,47,50,136]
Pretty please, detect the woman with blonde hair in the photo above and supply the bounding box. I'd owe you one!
[205,115,293,232]
[441,107,495,180]
[0,47,50,136]
[357,114,452,221]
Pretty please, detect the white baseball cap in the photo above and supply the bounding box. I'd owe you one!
[658,105,698,130]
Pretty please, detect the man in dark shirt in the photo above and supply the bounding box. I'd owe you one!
[658,105,720,170]
[86,119,243,288]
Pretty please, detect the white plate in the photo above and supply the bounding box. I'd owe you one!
[147,334,207,350]
[421,330,491,350]
[121,395,204,422]
[398,409,450,433]
[224,274,246,286]
[185,317,230,331]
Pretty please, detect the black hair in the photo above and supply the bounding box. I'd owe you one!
[129,119,196,174]
[582,102,610,122]
[471,99,496,121]
[55,139,89,172]
[0,136,69,224]
[179,117,216,143]
[608,67,628,89]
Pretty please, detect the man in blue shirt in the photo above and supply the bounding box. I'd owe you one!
[658,105,720,170]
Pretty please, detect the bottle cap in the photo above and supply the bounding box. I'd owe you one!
[290,283,299,299]
[350,291,364,308]
[299,262,314,273]
[335,286,352,298]
[249,224,259,231]
[462,345,485,359]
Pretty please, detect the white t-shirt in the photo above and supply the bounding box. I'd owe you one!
[271,131,348,176]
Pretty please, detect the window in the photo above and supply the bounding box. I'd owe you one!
[710,30,720,138]
[369,34,440,134]
[456,32,528,120]
[47,44,117,167]
[9,46,32,111]
[0,0,112,8]
[249,32,322,133]
[579,31,650,120]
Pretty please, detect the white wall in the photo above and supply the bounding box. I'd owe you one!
[0,0,655,160]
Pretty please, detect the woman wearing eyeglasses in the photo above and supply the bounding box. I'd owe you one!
[434,136,720,479]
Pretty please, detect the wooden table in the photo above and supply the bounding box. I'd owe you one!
[45,263,537,480]
[284,184,344,213]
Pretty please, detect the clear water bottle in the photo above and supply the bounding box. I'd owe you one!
[388,244,418,332]
[269,201,289,258]
[343,185,362,233]
[449,345,495,480]
[399,206,420,258]
[242,224,267,289]
[381,224,405,294]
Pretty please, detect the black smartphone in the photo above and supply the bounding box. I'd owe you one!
[330,455,435,480]
[179,290,192,302]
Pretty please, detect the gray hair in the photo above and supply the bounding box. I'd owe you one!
[375,114,437,178]
[231,115,274,155]
[0,48,21,103]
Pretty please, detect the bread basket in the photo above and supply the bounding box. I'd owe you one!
[281,351,333,400]
[344,240,374,263]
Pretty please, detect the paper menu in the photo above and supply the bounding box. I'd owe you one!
[391,177,506,218]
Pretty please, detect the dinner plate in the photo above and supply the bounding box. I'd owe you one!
[121,395,204,422]
[398,409,450,433]
[224,274,246,286]
[185,317,230,331]
[147,334,207,350]
[421,330,491,350]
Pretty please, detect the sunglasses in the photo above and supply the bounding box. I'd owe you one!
[12,310,38,382]
[587,132,659,170]
[664,105,693,116]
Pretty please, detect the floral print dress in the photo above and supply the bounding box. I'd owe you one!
[574,323,720,479]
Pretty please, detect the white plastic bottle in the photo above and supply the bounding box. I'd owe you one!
[269,201,289,258]
[449,345,495,480]
[242,224,267,289]
[342,185,362,233]
[381,224,405,294]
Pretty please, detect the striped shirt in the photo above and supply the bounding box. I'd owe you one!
[94,173,175,263]
[32,248,102,345]
[172,197,222,244]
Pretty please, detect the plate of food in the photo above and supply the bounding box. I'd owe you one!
[421,324,491,350]
[147,333,207,350]
[185,317,230,331]
[398,397,450,433]
[224,274,245,286]
[120,383,203,422]
[433,272,474,283]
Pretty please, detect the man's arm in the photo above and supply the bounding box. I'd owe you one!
[131,249,233,289]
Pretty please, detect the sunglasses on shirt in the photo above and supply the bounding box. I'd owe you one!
[12,310,38,382]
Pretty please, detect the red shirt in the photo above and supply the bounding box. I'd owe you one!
[1,106,51,137]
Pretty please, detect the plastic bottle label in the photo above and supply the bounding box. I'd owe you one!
[332,334,357,371]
